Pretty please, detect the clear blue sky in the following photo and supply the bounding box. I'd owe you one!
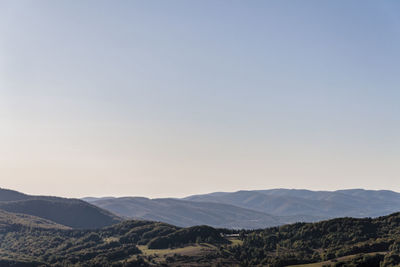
[1,1,399,197]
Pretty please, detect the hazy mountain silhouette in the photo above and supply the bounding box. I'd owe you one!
[185,189,400,218]
[84,197,291,229]
[0,188,122,229]
[85,189,400,229]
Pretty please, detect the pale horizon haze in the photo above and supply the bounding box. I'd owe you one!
[1,1,399,198]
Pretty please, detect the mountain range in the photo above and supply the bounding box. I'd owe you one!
[186,189,400,218]
[2,187,400,230]
[82,196,285,229]
[1,187,400,266]
[1,198,400,266]
[85,189,400,229]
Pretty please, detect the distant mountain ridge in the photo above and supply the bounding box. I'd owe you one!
[83,197,289,229]
[0,188,122,229]
[3,187,400,230]
[0,188,29,202]
[85,189,400,229]
[185,189,400,218]
[2,198,400,266]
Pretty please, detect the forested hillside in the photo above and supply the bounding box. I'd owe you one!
[0,209,69,230]
[1,208,400,266]
[0,213,233,266]
[229,213,400,266]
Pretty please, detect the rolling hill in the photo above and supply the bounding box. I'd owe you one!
[1,205,400,266]
[185,189,400,218]
[85,189,400,229]
[0,211,233,266]
[0,209,69,231]
[230,212,400,266]
[84,197,287,229]
[0,188,122,229]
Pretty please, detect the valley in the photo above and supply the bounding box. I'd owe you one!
[1,188,400,266]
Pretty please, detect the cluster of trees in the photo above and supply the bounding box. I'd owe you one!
[0,217,230,266]
[2,206,400,266]
[228,213,400,266]
[0,227,142,266]
[147,225,227,249]
[328,242,400,267]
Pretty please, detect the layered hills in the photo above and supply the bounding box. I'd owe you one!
[185,189,400,218]
[1,188,400,266]
[0,209,69,230]
[86,189,400,229]
[0,188,121,229]
[0,211,233,266]
[83,197,286,229]
[1,202,400,266]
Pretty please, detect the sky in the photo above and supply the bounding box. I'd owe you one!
[0,1,399,198]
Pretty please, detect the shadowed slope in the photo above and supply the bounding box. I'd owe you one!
[0,188,122,229]
[0,209,70,230]
[86,197,285,229]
